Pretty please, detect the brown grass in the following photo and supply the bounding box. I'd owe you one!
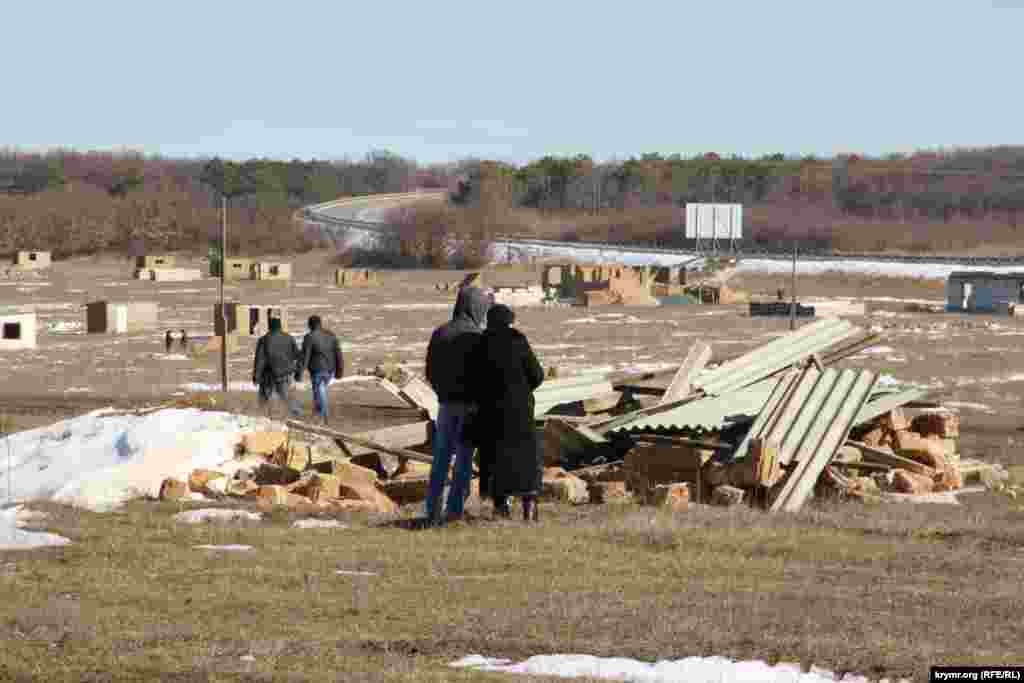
[1,494,1022,681]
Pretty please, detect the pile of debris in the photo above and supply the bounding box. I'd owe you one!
[157,426,438,515]
[155,317,1008,516]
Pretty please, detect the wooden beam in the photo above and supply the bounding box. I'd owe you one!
[286,420,434,464]
[845,440,936,477]
[629,434,734,451]
[660,341,711,405]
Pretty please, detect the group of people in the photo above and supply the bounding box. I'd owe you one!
[424,285,545,524]
[248,287,544,525]
[251,315,344,422]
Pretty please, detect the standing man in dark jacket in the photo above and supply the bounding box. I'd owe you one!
[470,304,545,521]
[296,315,344,424]
[423,285,490,524]
[253,317,302,417]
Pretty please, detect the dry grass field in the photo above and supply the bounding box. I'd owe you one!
[2,250,1024,680]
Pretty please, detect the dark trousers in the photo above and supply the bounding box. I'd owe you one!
[258,374,302,417]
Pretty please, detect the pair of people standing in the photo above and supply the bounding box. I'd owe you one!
[252,315,344,421]
[424,286,545,524]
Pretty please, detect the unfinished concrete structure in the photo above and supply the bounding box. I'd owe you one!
[136,255,176,269]
[218,258,256,280]
[253,262,292,282]
[0,308,37,350]
[13,251,51,270]
[135,267,202,282]
[946,271,1024,314]
[544,263,659,306]
[86,301,159,334]
[335,268,381,287]
[214,303,288,337]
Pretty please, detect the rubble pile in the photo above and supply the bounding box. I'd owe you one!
[158,430,430,514]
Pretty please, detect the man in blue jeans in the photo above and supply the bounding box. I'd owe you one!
[296,315,344,423]
[424,285,490,525]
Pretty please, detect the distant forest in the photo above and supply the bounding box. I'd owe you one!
[3,147,1024,258]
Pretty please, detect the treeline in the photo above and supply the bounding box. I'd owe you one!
[448,148,1024,252]
[0,150,453,257]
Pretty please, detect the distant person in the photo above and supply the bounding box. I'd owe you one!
[296,315,344,424]
[777,288,785,301]
[165,330,174,354]
[423,285,490,525]
[253,317,302,418]
[179,329,189,353]
[469,304,545,521]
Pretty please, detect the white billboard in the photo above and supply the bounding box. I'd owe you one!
[685,203,743,240]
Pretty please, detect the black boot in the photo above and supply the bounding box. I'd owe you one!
[522,496,538,522]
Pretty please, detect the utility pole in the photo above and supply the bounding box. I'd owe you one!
[220,194,228,394]
[790,240,797,331]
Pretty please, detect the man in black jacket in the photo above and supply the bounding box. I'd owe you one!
[296,315,344,424]
[423,285,490,524]
[253,317,302,417]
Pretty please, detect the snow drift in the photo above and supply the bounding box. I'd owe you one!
[1,408,277,512]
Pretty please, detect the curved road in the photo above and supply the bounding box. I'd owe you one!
[303,192,1024,278]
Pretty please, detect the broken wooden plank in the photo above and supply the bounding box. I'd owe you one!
[607,365,681,388]
[845,440,936,477]
[626,434,734,451]
[660,341,711,406]
[286,420,434,464]
[582,392,622,414]
[343,421,432,458]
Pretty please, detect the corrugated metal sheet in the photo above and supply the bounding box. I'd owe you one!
[615,377,782,433]
[854,386,931,425]
[719,364,876,512]
[693,318,860,396]
[534,374,615,416]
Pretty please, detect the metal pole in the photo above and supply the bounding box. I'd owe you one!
[220,194,228,394]
[790,240,797,331]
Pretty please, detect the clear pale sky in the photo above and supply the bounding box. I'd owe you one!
[6,0,1020,164]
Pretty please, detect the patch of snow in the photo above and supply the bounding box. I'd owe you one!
[194,544,254,552]
[180,374,377,393]
[292,519,348,529]
[335,569,377,576]
[942,401,996,414]
[2,408,276,512]
[174,509,263,524]
[0,506,72,551]
[450,653,898,683]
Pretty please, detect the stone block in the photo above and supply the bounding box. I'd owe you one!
[159,478,189,501]
[381,476,430,505]
[892,469,935,494]
[304,474,341,502]
[255,485,290,506]
[710,485,745,507]
[541,469,589,504]
[337,481,399,514]
[253,463,302,486]
[879,408,910,432]
[650,483,689,512]
[188,469,226,496]
[911,411,960,438]
[242,431,288,456]
[588,480,630,504]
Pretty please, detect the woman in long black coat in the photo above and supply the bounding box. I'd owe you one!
[471,304,545,521]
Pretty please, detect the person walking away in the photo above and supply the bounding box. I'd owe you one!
[296,315,344,424]
[179,329,189,353]
[423,285,490,524]
[470,304,545,521]
[165,330,174,354]
[253,317,302,418]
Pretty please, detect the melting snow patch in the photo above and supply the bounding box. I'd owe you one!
[173,509,263,524]
[943,401,996,414]
[450,654,895,682]
[292,519,348,529]
[335,569,377,576]
[0,506,72,551]
[1,408,276,512]
[194,544,254,552]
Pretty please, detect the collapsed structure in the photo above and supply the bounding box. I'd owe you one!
[13,250,51,270]
[336,269,381,288]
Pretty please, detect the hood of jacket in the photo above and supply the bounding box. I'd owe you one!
[452,286,489,329]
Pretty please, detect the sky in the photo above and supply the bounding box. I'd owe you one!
[5,0,1021,165]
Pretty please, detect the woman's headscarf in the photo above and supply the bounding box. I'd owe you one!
[486,304,515,329]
